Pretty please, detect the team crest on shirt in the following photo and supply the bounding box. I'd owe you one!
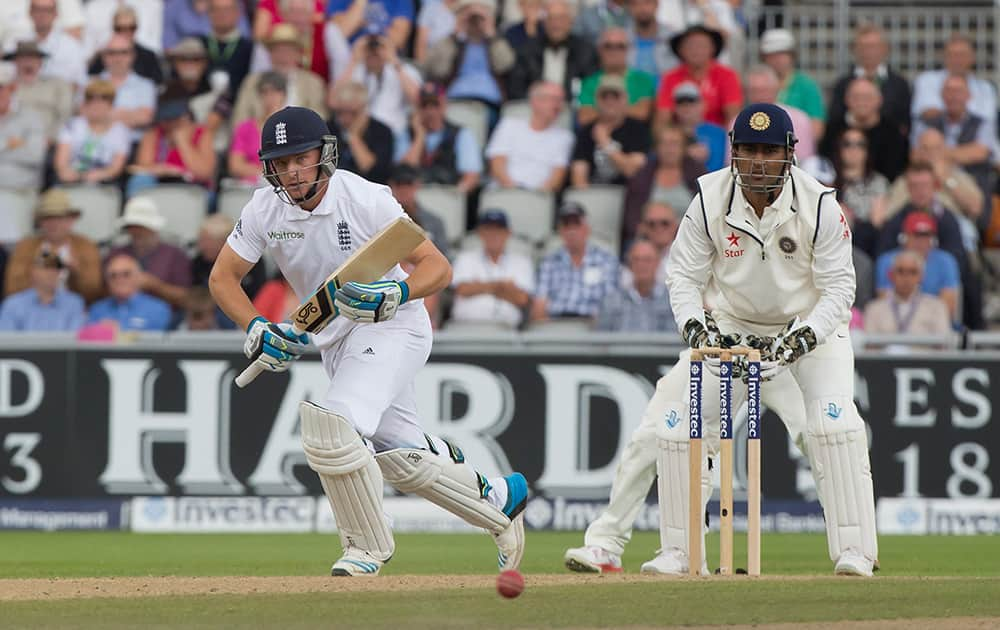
[338,220,352,251]
[779,236,797,258]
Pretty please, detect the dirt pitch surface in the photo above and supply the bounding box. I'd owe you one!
[0,573,997,630]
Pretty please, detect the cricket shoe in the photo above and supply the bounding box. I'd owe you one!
[494,473,528,571]
[640,548,709,576]
[564,545,623,574]
[834,549,874,577]
[331,548,387,577]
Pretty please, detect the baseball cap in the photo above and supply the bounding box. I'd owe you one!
[903,212,937,235]
[557,201,587,222]
[673,82,701,104]
[264,23,304,49]
[760,28,796,55]
[419,82,447,103]
[389,163,420,184]
[478,208,509,228]
[730,103,798,148]
[596,74,627,95]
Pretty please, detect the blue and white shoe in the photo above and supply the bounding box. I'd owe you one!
[331,548,386,577]
[494,473,528,572]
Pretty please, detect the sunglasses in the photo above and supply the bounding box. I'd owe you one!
[85,93,114,102]
[893,267,920,275]
[597,90,624,99]
[643,219,674,228]
[107,270,134,280]
[601,42,628,50]
[103,48,132,56]
[841,140,868,149]
[114,24,138,33]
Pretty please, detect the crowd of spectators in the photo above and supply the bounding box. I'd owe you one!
[0,0,997,340]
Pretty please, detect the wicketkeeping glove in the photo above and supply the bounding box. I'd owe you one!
[334,280,409,324]
[692,313,743,378]
[244,316,311,373]
[759,317,818,380]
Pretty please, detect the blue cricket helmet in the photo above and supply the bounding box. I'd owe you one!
[729,103,797,194]
[258,106,339,205]
[729,102,798,149]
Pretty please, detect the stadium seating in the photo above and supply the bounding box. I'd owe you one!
[445,100,491,150]
[563,185,626,254]
[0,189,38,246]
[57,185,122,245]
[138,184,210,246]
[479,188,555,244]
[217,180,259,223]
[415,184,466,246]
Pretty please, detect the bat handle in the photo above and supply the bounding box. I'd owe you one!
[235,362,264,388]
[234,323,307,388]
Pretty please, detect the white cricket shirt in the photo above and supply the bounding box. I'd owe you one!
[666,165,856,341]
[227,170,427,350]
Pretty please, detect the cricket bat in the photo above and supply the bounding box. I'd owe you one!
[235,216,428,388]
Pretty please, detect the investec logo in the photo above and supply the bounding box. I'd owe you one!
[268,230,304,241]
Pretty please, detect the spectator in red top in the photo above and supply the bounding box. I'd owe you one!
[126,97,217,198]
[654,25,742,129]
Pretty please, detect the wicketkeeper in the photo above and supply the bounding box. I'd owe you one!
[565,103,878,576]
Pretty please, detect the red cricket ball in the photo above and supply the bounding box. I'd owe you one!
[496,569,525,599]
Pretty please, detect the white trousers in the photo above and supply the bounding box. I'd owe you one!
[585,329,865,556]
[319,314,433,452]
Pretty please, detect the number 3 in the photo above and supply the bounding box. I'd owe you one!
[3,433,42,494]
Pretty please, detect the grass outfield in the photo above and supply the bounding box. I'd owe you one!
[0,531,998,629]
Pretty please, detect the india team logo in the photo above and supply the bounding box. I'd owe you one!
[749,112,771,131]
[275,122,287,145]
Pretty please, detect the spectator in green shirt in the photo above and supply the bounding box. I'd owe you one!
[577,27,656,126]
[760,28,826,140]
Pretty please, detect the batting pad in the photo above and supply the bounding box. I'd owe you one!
[807,427,878,564]
[300,401,394,561]
[656,439,712,556]
[376,448,511,534]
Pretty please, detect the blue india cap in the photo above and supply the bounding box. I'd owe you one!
[729,103,798,148]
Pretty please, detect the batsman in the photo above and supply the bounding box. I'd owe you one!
[565,103,877,577]
[210,107,527,576]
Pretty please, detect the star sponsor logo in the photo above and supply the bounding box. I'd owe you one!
[725,231,745,258]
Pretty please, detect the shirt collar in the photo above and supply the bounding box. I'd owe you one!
[853,63,888,80]
[283,187,335,221]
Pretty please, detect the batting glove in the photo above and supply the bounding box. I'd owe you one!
[244,316,311,373]
[334,280,409,324]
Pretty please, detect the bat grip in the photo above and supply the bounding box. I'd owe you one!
[233,323,307,388]
[235,363,264,388]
